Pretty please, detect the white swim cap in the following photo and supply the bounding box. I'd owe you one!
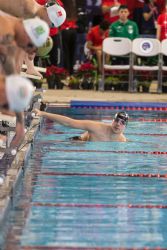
[5,75,34,112]
[37,36,53,57]
[46,3,66,27]
[23,17,49,47]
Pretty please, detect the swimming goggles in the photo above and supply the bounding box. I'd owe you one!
[114,117,127,126]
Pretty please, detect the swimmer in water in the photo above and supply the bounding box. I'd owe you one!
[34,109,129,142]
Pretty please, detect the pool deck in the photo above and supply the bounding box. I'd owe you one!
[0,89,167,227]
[40,89,167,104]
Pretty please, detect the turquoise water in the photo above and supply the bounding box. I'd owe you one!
[1,107,167,249]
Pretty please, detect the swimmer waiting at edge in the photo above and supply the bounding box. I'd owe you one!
[34,109,129,142]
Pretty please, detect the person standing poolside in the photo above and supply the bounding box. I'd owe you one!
[34,109,129,142]
[60,0,78,76]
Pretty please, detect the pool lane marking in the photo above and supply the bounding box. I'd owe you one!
[21,247,167,250]
[31,203,167,209]
[126,133,167,136]
[72,106,167,111]
[41,130,167,136]
[39,172,167,179]
[42,149,167,155]
[138,118,167,122]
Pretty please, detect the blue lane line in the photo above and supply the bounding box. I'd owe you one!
[71,101,167,108]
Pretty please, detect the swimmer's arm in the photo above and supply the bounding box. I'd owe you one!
[34,110,101,131]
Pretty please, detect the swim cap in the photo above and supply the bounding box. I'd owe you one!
[114,112,129,125]
[37,36,53,57]
[46,3,66,27]
[5,75,34,112]
[23,17,49,47]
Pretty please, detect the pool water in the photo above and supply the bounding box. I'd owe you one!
[1,106,167,250]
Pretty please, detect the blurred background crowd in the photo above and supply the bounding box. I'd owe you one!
[35,0,166,78]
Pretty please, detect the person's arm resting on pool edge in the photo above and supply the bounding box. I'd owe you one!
[34,109,103,132]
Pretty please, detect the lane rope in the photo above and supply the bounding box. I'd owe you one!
[72,106,167,111]
[39,148,167,155]
[21,246,167,250]
[40,172,167,179]
[32,202,167,209]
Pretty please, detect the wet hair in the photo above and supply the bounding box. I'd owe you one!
[118,5,129,11]
[99,20,110,31]
[114,112,129,125]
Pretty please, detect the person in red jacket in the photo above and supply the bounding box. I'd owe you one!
[157,3,167,41]
[86,20,110,72]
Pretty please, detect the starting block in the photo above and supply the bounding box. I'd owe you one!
[20,72,42,80]
[0,113,16,126]
[22,64,46,73]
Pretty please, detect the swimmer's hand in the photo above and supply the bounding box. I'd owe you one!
[33,109,43,117]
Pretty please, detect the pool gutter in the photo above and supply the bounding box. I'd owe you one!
[0,118,40,227]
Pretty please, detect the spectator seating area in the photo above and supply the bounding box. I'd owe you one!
[102,37,167,93]
[102,37,133,92]
[20,38,167,94]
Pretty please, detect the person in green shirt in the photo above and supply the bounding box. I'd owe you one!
[109,5,139,40]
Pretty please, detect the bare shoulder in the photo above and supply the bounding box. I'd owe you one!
[121,134,127,142]
[0,21,15,41]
